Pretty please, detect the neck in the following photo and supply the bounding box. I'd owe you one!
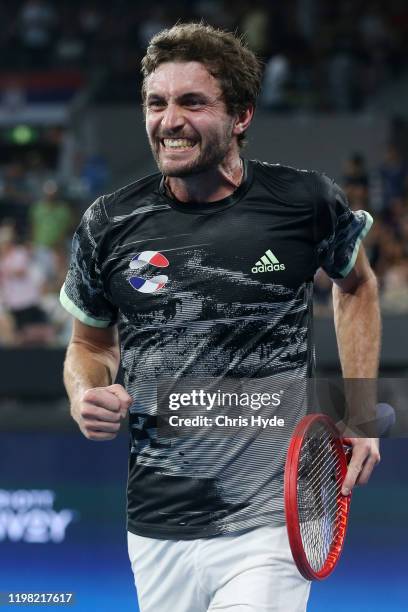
[165,151,243,203]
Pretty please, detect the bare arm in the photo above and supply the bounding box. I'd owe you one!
[332,246,381,378]
[64,319,132,440]
[332,245,381,493]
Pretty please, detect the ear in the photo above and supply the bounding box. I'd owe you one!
[232,105,254,137]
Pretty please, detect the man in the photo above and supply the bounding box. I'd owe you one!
[60,23,381,612]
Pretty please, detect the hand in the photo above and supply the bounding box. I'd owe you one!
[341,437,380,495]
[74,383,133,441]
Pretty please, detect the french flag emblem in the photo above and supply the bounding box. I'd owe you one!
[129,251,169,269]
[129,251,169,293]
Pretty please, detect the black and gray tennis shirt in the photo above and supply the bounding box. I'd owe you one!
[60,159,372,539]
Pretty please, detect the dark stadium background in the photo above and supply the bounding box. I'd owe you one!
[0,1,407,610]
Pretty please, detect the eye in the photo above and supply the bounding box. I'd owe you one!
[183,97,206,108]
[147,99,166,110]
[186,100,201,106]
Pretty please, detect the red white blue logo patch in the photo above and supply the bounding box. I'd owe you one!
[129,251,169,293]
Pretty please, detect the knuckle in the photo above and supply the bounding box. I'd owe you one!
[120,401,129,413]
[110,384,123,394]
[83,423,93,435]
[79,404,97,419]
[82,389,96,401]
[80,405,92,418]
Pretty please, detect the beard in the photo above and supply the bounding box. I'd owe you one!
[149,121,234,178]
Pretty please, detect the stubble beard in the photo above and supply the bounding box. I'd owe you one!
[150,123,234,178]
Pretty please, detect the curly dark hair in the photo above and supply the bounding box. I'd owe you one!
[141,22,263,148]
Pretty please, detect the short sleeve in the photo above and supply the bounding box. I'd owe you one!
[314,173,373,279]
[59,197,118,327]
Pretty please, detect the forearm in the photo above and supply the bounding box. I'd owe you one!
[333,275,381,378]
[63,341,120,422]
[333,275,381,431]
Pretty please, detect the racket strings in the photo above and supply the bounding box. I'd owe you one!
[300,444,342,570]
[298,434,341,519]
[299,436,340,491]
[300,443,343,514]
[299,480,339,568]
[297,424,345,572]
[300,464,342,567]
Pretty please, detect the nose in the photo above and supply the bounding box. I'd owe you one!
[161,102,184,133]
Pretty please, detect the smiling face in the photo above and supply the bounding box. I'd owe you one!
[144,61,238,177]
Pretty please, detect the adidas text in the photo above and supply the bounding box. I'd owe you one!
[252,263,286,273]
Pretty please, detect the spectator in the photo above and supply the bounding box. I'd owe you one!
[380,240,408,312]
[343,153,370,212]
[0,161,32,206]
[25,152,56,202]
[30,180,74,250]
[0,223,54,346]
[379,144,408,212]
[240,4,270,56]
[0,162,32,237]
[327,40,360,111]
[260,51,291,111]
[41,245,72,345]
[18,0,57,67]
[386,196,407,234]
[54,24,86,67]
[79,154,109,198]
[343,153,369,188]
[29,180,74,279]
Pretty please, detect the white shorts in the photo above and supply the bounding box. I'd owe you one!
[127,525,311,611]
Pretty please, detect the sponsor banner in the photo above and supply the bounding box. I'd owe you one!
[0,489,77,544]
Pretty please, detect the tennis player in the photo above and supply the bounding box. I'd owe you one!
[60,23,381,611]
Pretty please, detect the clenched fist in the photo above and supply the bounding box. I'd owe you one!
[73,384,133,441]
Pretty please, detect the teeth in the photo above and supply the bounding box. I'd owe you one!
[163,139,195,149]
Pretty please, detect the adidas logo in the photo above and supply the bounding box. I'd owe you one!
[252,249,285,273]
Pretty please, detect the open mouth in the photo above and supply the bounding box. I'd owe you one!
[160,138,198,151]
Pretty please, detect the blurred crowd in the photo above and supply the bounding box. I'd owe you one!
[0,118,117,347]
[0,0,407,111]
[0,170,75,348]
[0,0,407,347]
[0,135,407,347]
[314,138,408,316]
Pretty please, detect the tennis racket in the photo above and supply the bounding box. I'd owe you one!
[284,413,352,580]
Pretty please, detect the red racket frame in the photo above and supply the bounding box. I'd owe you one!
[284,414,352,580]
